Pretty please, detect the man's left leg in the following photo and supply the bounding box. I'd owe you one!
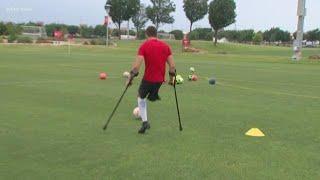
[138,97,150,134]
[137,80,151,134]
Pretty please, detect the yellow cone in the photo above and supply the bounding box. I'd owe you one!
[245,128,265,137]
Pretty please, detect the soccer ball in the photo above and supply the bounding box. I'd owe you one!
[209,78,216,85]
[100,72,107,80]
[192,75,198,81]
[133,107,140,119]
[123,71,130,78]
[176,75,184,84]
[188,75,193,81]
[190,67,195,73]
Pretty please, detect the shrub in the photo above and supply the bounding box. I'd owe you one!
[17,36,33,43]
[170,30,183,40]
[8,34,17,43]
[90,39,106,45]
[137,30,146,40]
[189,31,199,40]
[218,30,254,43]
[252,32,263,44]
[189,28,213,41]
[36,37,51,44]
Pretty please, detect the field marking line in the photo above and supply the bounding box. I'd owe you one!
[218,81,320,100]
[217,77,320,89]
[178,61,320,75]
[0,77,123,86]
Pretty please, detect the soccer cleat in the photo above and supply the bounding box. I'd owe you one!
[138,122,151,134]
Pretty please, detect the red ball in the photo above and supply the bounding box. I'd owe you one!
[192,75,198,81]
[100,72,107,80]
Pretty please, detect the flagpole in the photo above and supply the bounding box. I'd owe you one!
[107,17,109,47]
[105,3,111,47]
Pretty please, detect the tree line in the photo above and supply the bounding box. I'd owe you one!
[1,21,319,44]
[170,27,320,43]
[107,0,236,45]
[1,0,319,44]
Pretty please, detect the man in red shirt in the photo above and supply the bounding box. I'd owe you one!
[128,26,176,134]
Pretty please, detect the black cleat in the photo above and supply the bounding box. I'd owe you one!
[138,122,151,134]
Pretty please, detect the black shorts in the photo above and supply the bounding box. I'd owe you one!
[138,80,162,102]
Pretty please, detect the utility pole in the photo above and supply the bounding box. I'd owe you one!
[105,2,111,47]
[292,0,306,61]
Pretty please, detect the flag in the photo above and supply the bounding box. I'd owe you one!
[104,16,112,25]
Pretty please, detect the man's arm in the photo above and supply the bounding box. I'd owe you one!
[167,55,176,85]
[127,55,144,85]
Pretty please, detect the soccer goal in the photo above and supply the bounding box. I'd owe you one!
[158,33,175,40]
[21,26,47,39]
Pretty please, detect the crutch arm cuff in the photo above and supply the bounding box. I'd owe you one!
[169,69,176,77]
[130,69,139,78]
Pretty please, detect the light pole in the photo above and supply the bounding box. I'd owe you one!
[293,0,306,61]
[105,2,111,47]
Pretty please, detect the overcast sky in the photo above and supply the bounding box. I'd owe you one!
[1,0,319,32]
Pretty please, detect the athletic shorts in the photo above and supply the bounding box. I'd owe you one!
[138,80,162,102]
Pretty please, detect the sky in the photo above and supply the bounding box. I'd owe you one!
[0,0,319,32]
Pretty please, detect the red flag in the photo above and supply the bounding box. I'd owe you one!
[104,16,109,25]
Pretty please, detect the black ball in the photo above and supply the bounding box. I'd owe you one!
[209,78,216,85]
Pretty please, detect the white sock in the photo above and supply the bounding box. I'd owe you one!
[138,97,147,122]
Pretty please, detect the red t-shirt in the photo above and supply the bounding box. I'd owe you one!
[138,38,172,83]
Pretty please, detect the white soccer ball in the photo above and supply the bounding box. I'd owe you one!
[176,75,184,84]
[133,107,140,119]
[123,71,130,78]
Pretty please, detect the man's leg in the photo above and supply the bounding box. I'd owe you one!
[137,97,150,134]
[137,81,151,134]
[138,97,147,122]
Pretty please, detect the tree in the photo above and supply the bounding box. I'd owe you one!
[189,28,213,41]
[80,25,94,38]
[132,4,148,39]
[263,27,291,42]
[252,32,263,44]
[5,23,22,36]
[23,21,39,26]
[45,23,68,37]
[217,30,238,41]
[4,23,22,42]
[146,0,176,30]
[305,29,320,42]
[107,0,140,39]
[208,0,236,46]
[170,30,183,40]
[183,0,208,33]
[238,30,254,43]
[0,22,7,36]
[93,25,106,37]
[67,25,79,35]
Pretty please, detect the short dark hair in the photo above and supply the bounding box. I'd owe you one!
[146,26,157,37]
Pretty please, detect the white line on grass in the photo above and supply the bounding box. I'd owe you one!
[218,77,320,89]
[0,77,122,86]
[218,81,320,100]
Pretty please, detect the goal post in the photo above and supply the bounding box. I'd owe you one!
[158,33,175,40]
[21,26,47,40]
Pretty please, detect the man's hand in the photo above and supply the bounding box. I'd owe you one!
[126,76,133,86]
[167,55,176,86]
[168,69,176,86]
[168,76,175,86]
[125,70,139,87]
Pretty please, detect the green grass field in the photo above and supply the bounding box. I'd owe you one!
[1,41,320,179]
